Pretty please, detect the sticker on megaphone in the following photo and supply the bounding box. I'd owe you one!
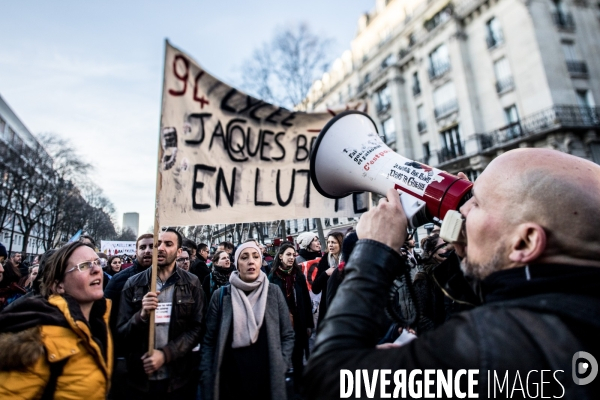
[310,110,473,231]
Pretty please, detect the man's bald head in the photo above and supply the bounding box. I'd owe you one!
[491,148,600,263]
[469,148,600,271]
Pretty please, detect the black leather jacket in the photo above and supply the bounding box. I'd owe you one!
[304,240,600,399]
[117,267,204,392]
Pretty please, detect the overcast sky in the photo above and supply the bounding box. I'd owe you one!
[0,0,373,235]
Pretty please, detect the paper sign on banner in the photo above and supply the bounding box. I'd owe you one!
[155,302,172,324]
[156,41,370,226]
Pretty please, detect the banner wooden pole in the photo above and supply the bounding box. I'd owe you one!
[149,38,170,355]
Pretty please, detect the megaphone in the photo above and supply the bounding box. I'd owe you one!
[310,110,473,238]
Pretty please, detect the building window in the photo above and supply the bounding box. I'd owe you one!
[347,84,352,98]
[486,17,504,49]
[412,72,421,96]
[7,127,15,143]
[433,81,458,118]
[381,54,394,69]
[333,218,339,225]
[439,126,464,162]
[576,89,598,124]
[0,117,5,136]
[563,42,587,75]
[422,142,431,164]
[382,118,396,144]
[551,0,574,30]
[494,57,514,94]
[504,105,522,139]
[429,44,451,79]
[424,5,452,31]
[375,86,391,113]
[408,33,416,47]
[590,142,600,164]
[417,105,427,132]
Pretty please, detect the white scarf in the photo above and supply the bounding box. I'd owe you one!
[229,270,269,348]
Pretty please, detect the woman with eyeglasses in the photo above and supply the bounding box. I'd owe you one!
[0,241,112,399]
[268,243,313,393]
[412,233,457,334]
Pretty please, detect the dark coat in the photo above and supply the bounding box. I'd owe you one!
[268,268,314,356]
[104,259,148,351]
[117,267,204,393]
[200,283,295,400]
[305,239,600,399]
[190,257,210,283]
[326,267,344,308]
[311,255,334,325]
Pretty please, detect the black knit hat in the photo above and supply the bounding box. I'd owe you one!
[0,243,7,259]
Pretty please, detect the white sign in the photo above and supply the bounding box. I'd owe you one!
[157,42,368,226]
[101,241,136,256]
[155,302,172,324]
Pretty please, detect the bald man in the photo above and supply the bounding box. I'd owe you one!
[305,149,600,399]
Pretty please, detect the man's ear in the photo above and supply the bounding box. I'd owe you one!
[508,223,546,264]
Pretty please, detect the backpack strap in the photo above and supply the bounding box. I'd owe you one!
[41,358,68,400]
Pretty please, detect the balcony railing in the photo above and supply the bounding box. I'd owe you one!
[434,99,459,119]
[429,61,451,80]
[417,121,427,132]
[486,34,503,49]
[477,105,600,151]
[413,85,421,96]
[567,60,588,75]
[437,143,466,163]
[552,11,575,30]
[496,76,515,94]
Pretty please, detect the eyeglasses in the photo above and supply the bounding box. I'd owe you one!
[177,257,190,263]
[65,258,102,274]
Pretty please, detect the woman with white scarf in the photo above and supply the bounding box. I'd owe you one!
[200,242,295,400]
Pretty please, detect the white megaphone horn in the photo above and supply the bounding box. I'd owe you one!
[310,111,473,241]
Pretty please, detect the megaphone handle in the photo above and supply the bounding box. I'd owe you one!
[398,192,429,230]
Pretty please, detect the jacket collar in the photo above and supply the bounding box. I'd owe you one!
[480,264,600,304]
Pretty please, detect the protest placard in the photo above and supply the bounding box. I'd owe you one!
[157,41,368,226]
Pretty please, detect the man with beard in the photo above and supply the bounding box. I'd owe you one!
[105,234,154,332]
[105,234,154,399]
[304,148,600,399]
[118,228,204,399]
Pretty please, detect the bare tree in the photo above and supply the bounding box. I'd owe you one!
[241,22,332,109]
[38,134,92,249]
[115,227,137,241]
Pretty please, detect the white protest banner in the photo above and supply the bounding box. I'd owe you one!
[157,41,369,226]
[101,241,137,256]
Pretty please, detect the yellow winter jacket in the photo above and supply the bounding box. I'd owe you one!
[0,294,113,400]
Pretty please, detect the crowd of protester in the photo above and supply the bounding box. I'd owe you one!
[0,148,599,399]
[0,223,459,400]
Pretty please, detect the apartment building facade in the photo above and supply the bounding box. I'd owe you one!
[303,0,600,178]
[0,94,50,257]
